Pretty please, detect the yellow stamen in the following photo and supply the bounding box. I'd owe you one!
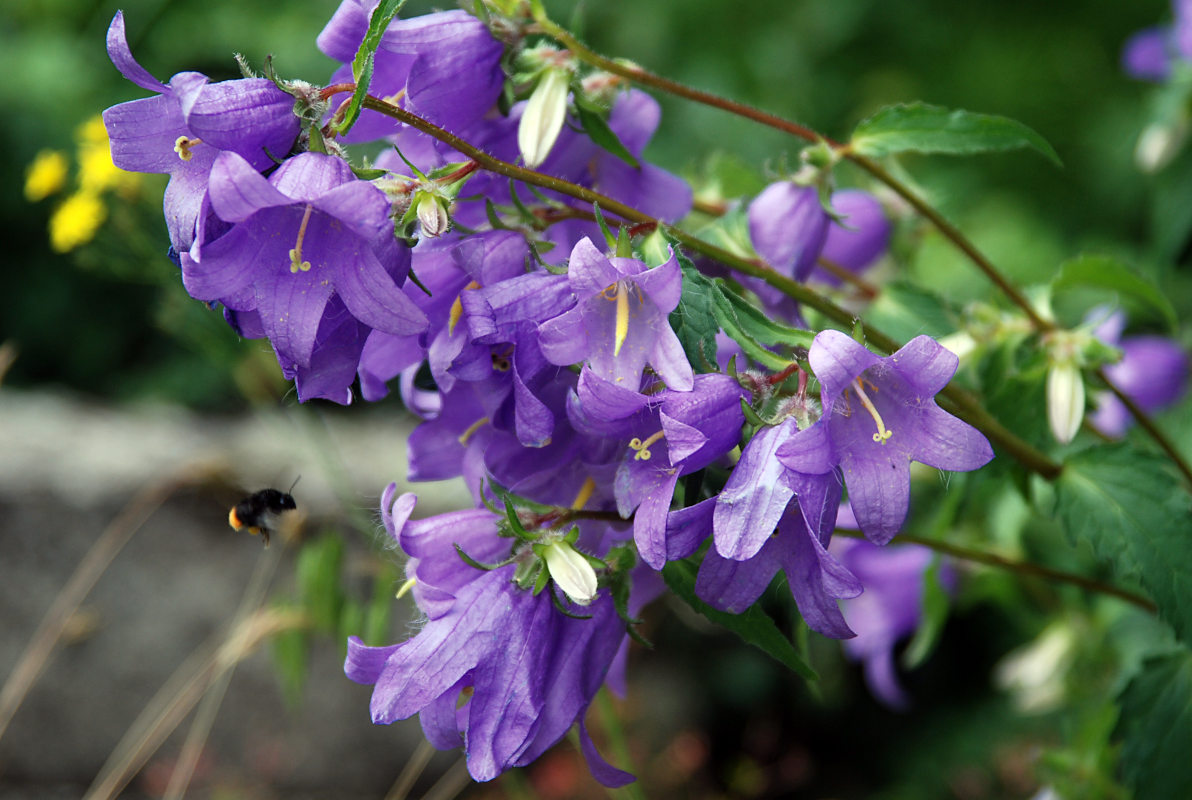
[852,378,893,445]
[395,577,417,599]
[457,416,490,446]
[173,135,202,161]
[570,476,597,511]
[448,281,481,336]
[613,281,629,357]
[628,429,666,461]
[382,87,408,106]
[288,204,314,273]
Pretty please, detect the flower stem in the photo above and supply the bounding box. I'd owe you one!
[835,529,1156,614]
[345,89,1063,481]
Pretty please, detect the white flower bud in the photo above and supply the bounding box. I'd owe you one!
[541,539,597,605]
[1135,120,1187,174]
[1046,361,1085,444]
[415,193,450,238]
[518,68,570,168]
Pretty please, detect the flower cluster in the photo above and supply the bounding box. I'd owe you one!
[103,2,997,786]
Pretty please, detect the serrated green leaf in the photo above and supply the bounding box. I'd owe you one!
[1117,649,1192,798]
[713,284,815,352]
[574,94,641,168]
[1056,445,1192,642]
[670,258,723,373]
[335,0,409,136]
[1052,254,1178,330]
[851,102,1062,166]
[662,560,817,681]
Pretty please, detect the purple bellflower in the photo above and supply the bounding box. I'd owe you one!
[695,418,862,638]
[539,237,694,392]
[318,3,505,140]
[182,151,428,381]
[832,534,952,709]
[102,12,299,252]
[1089,310,1189,437]
[346,487,636,786]
[816,189,891,285]
[777,330,993,545]
[748,180,829,283]
[1123,0,1192,82]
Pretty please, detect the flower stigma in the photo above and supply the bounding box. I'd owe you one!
[570,476,597,510]
[395,577,417,599]
[853,377,893,445]
[457,416,490,446]
[173,136,202,161]
[629,429,665,461]
[448,281,481,336]
[288,204,314,273]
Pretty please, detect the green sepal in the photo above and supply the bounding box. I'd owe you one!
[405,264,433,297]
[573,91,641,168]
[453,542,517,572]
[592,202,618,250]
[739,395,766,427]
[532,562,551,595]
[351,165,389,181]
[549,585,595,619]
[615,224,633,257]
[484,198,510,230]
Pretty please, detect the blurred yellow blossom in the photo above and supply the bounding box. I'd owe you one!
[25,150,69,202]
[76,115,139,196]
[50,192,107,253]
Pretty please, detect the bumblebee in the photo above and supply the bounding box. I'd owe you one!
[228,488,297,547]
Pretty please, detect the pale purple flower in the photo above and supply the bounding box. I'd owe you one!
[539,237,693,392]
[182,151,427,374]
[345,488,637,785]
[748,181,829,282]
[1122,1,1192,81]
[777,331,993,545]
[816,189,891,284]
[101,11,299,251]
[1089,310,1189,436]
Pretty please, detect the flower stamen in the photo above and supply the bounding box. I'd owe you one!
[570,476,597,511]
[395,577,417,599]
[628,429,665,461]
[853,377,893,445]
[288,204,314,273]
[173,136,202,161]
[457,416,490,446]
[448,281,481,336]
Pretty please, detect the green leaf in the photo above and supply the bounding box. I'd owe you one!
[574,94,641,168]
[1052,254,1178,330]
[1117,649,1192,798]
[863,281,958,343]
[851,102,1061,166]
[712,284,815,354]
[1056,445,1192,642]
[362,562,399,646]
[270,610,309,707]
[296,533,346,634]
[669,256,723,373]
[662,560,818,681]
[335,0,409,136]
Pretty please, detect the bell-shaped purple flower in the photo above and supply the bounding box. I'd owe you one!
[101,11,299,251]
[539,237,693,392]
[346,488,636,786]
[1089,317,1189,437]
[319,3,505,140]
[817,189,891,284]
[182,151,428,374]
[748,181,829,282]
[777,330,993,545]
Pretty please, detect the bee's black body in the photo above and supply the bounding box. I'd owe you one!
[228,489,297,547]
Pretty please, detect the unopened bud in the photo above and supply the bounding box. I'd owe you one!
[414,193,450,238]
[518,68,570,168]
[1135,120,1187,173]
[1046,361,1085,444]
[541,539,597,605]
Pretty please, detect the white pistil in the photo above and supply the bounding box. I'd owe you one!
[288,204,314,273]
[613,281,629,357]
[628,429,666,461]
[173,136,202,161]
[395,577,417,599]
[852,378,893,445]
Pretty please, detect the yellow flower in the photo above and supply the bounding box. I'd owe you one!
[76,114,139,195]
[25,150,69,202]
[50,192,107,252]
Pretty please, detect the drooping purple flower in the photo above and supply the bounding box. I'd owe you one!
[816,189,891,284]
[695,418,861,639]
[777,331,993,545]
[539,237,693,392]
[748,181,829,283]
[1088,310,1189,437]
[1121,1,1192,81]
[318,3,505,140]
[101,11,299,251]
[567,370,744,568]
[346,488,637,785]
[182,151,427,377]
[832,535,952,709]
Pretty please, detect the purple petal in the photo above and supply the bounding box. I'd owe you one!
[911,406,994,472]
[578,718,636,788]
[696,543,779,612]
[254,268,335,367]
[634,472,680,569]
[538,306,590,366]
[775,513,860,638]
[808,329,884,404]
[106,12,166,93]
[659,410,707,465]
[714,419,798,561]
[344,636,402,684]
[748,182,829,280]
[631,250,682,313]
[889,335,959,397]
[775,419,835,475]
[208,152,291,223]
[665,497,714,560]
[336,249,429,336]
[840,453,911,545]
[820,189,890,277]
[567,237,620,297]
[1123,27,1172,82]
[317,0,370,63]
